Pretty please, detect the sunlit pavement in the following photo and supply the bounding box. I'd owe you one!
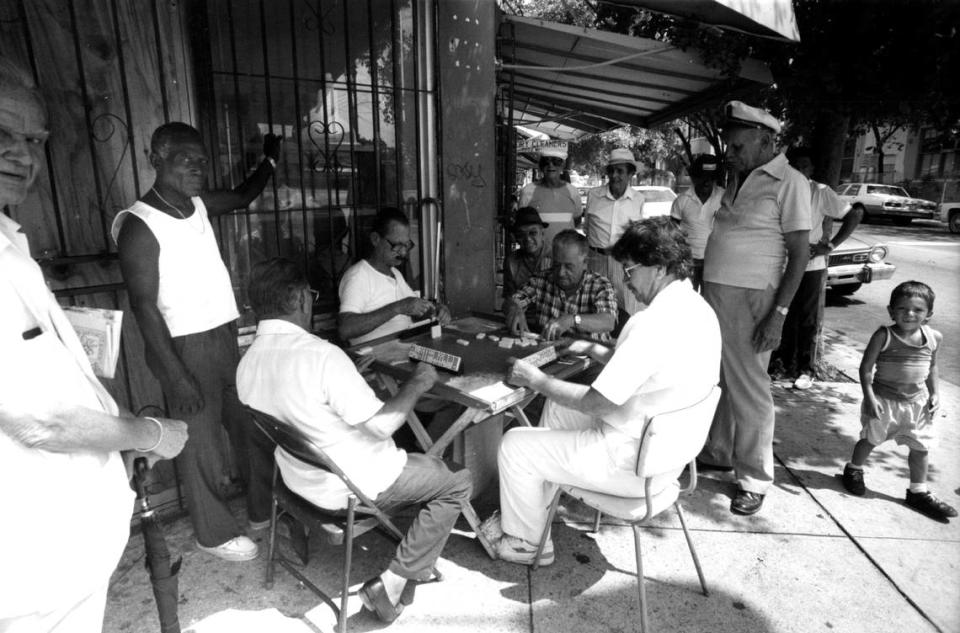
[103,327,960,633]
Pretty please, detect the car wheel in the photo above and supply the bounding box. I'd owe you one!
[893,217,912,226]
[828,283,862,296]
[949,211,960,234]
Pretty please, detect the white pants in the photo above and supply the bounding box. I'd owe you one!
[0,585,107,633]
[498,401,670,543]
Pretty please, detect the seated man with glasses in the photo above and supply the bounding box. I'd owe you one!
[338,207,450,346]
[504,229,617,342]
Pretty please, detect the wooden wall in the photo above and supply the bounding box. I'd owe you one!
[0,0,196,415]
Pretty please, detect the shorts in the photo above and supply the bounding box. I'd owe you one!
[860,394,934,451]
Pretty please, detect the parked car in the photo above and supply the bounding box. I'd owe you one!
[939,201,960,234]
[826,235,896,295]
[632,185,677,217]
[836,183,938,225]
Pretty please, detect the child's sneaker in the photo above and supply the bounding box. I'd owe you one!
[842,465,866,495]
[904,490,958,521]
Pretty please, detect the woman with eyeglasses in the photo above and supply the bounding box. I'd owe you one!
[488,217,720,566]
[517,146,582,247]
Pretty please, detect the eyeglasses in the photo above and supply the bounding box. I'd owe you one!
[385,237,415,253]
[622,262,643,281]
[541,157,565,166]
[308,288,320,303]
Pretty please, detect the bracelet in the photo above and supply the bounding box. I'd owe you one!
[262,155,277,170]
[136,416,164,453]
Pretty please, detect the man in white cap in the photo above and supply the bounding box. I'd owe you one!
[698,101,811,516]
[584,147,645,319]
[518,145,582,247]
[670,154,724,292]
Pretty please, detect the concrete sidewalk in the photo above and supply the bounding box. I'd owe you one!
[103,328,960,633]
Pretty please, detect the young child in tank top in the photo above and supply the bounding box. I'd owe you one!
[841,281,956,521]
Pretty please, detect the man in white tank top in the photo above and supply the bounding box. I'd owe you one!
[114,123,280,561]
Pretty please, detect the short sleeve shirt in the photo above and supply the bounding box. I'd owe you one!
[591,280,721,437]
[519,182,582,246]
[236,319,405,509]
[510,270,617,342]
[670,185,724,259]
[339,259,417,345]
[584,186,645,249]
[703,153,812,290]
[807,182,850,271]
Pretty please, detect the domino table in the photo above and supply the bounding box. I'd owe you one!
[353,316,594,558]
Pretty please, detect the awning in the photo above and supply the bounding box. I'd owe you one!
[499,14,773,140]
[613,0,800,42]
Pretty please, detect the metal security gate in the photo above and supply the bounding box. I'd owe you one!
[195,0,441,333]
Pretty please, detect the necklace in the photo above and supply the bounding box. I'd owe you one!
[150,187,205,234]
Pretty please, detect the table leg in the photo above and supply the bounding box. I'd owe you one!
[426,407,486,458]
[379,373,434,451]
[508,403,534,427]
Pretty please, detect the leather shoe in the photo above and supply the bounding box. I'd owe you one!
[731,489,765,515]
[696,458,733,473]
[359,577,404,622]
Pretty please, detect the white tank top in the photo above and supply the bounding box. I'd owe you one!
[112,198,239,337]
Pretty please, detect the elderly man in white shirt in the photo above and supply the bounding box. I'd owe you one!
[0,55,187,633]
[238,258,471,625]
[485,218,720,566]
[670,154,724,292]
[584,148,646,318]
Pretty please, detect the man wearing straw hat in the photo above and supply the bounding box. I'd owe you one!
[518,145,582,247]
[584,148,645,319]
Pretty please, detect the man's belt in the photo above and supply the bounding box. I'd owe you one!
[589,245,610,256]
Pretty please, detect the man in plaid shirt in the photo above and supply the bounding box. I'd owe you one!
[505,230,617,342]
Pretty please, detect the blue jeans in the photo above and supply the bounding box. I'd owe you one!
[375,454,472,580]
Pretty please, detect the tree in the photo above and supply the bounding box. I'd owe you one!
[567,125,686,182]
[507,0,960,187]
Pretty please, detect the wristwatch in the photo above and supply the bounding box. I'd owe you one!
[573,314,582,327]
[775,305,789,316]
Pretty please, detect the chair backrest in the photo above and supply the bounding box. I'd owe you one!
[244,405,395,527]
[635,386,721,478]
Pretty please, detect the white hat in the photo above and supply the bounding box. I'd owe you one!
[606,147,637,169]
[540,146,567,160]
[724,100,781,133]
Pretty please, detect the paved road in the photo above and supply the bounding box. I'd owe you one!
[825,219,960,384]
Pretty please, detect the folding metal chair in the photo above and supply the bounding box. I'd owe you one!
[532,386,722,633]
[245,406,408,633]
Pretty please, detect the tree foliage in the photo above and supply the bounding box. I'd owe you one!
[505,0,960,185]
[567,125,686,181]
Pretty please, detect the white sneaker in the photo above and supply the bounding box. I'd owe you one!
[495,534,554,566]
[793,373,814,390]
[197,535,259,561]
[479,511,504,544]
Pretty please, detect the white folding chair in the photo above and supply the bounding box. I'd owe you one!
[532,386,721,633]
